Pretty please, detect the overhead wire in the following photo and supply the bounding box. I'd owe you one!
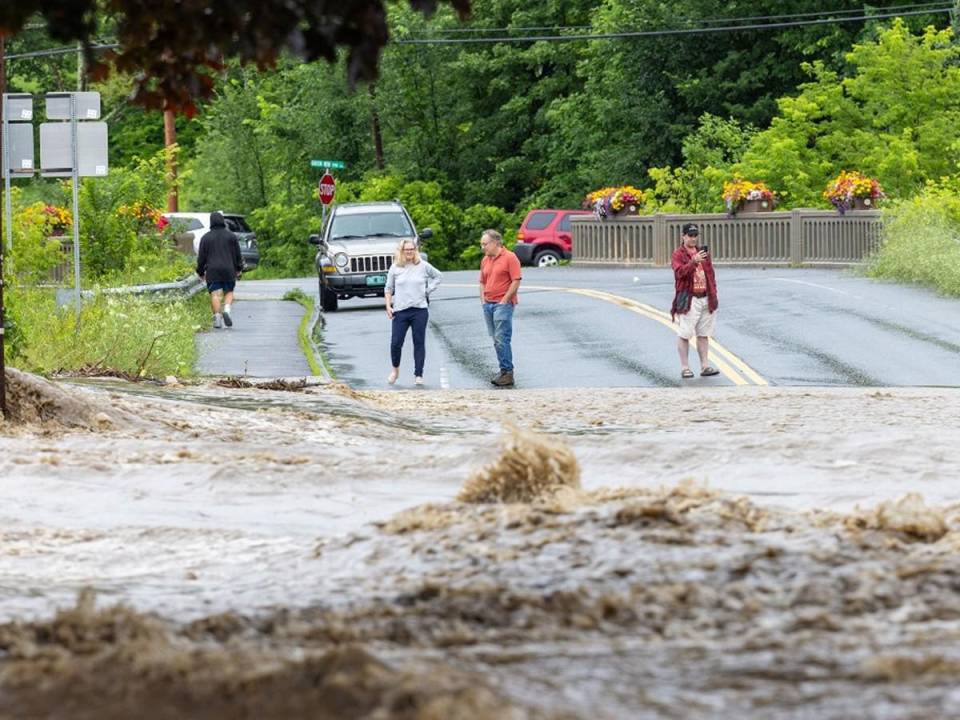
[2,43,119,61]
[395,6,954,44]
[421,1,953,34]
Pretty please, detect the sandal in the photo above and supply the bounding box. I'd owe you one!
[700,366,720,377]
[681,369,694,379]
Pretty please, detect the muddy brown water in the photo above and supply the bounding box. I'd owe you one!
[1,376,960,718]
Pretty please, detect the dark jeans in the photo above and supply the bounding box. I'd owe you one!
[391,307,429,376]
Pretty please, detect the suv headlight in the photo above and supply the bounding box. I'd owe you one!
[318,255,336,273]
[334,252,349,269]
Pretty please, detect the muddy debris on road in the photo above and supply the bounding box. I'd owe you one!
[2,374,960,718]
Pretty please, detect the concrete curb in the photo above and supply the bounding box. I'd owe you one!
[306,303,333,381]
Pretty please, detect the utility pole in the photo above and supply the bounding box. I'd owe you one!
[76,42,84,90]
[1,35,8,420]
[163,107,178,211]
[369,84,385,171]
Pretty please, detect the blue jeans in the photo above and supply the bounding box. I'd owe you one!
[483,302,514,372]
[391,307,428,376]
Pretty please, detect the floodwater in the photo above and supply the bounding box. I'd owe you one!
[1,375,960,719]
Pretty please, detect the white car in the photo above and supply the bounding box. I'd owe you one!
[162,211,260,268]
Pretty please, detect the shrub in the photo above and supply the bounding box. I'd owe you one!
[868,181,960,296]
[8,194,69,284]
[77,150,169,279]
[247,201,317,278]
[459,204,518,267]
[5,288,208,377]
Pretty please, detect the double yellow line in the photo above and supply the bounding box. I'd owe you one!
[555,287,767,386]
[449,282,767,386]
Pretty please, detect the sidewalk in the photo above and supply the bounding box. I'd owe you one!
[195,298,312,377]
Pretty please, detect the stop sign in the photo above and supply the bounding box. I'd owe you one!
[318,173,336,205]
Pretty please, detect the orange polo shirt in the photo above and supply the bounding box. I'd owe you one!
[480,248,522,304]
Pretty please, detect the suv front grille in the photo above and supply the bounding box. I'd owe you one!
[350,255,393,273]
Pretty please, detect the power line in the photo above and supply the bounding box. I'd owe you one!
[395,7,953,45]
[2,43,119,61]
[421,1,952,34]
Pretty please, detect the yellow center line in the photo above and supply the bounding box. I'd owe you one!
[445,282,768,386]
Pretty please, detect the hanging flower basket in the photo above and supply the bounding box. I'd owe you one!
[740,198,774,214]
[583,186,646,220]
[722,179,776,215]
[823,171,885,214]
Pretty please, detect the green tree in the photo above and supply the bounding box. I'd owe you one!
[736,21,960,207]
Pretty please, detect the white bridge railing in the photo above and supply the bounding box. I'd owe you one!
[572,209,883,266]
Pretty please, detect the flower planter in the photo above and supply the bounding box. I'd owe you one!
[851,197,876,211]
[739,198,773,214]
[611,205,639,217]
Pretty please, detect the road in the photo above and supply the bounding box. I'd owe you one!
[214,267,960,388]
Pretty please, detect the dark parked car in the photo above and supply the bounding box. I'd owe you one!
[513,209,591,267]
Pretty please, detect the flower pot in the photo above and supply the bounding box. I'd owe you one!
[739,198,773,214]
[851,197,875,211]
[611,205,639,217]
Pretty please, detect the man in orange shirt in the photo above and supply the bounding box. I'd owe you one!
[479,229,522,387]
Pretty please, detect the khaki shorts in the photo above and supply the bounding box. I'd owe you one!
[676,296,716,339]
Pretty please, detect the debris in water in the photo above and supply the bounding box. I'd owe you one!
[458,425,580,504]
[2,368,131,429]
[214,377,311,392]
[846,493,949,542]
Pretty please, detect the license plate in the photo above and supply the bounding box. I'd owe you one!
[366,275,387,286]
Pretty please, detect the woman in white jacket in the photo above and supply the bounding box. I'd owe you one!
[384,239,442,385]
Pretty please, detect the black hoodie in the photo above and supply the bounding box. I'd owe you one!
[196,212,244,284]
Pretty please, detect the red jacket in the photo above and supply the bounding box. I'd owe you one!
[671,245,718,320]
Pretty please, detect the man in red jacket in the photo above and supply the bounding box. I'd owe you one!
[670,223,719,379]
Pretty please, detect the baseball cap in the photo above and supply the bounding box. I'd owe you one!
[682,223,699,236]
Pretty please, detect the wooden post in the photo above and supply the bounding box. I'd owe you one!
[0,36,8,419]
[369,84,385,171]
[163,108,178,211]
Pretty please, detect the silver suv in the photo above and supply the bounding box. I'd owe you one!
[309,201,432,312]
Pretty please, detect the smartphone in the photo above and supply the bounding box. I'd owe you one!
[700,245,709,254]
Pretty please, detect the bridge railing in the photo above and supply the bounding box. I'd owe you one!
[571,209,882,266]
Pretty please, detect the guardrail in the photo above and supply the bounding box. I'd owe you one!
[54,274,205,308]
[571,209,883,266]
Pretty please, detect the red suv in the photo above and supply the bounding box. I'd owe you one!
[514,209,591,267]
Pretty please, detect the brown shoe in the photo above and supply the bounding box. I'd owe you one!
[491,370,514,387]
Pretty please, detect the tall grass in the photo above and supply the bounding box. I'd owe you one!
[869,190,960,296]
[5,289,209,378]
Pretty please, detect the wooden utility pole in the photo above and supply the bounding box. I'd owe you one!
[369,84,385,171]
[163,108,178,211]
[1,35,8,419]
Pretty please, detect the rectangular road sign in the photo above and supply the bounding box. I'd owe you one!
[39,122,109,177]
[45,92,101,121]
[6,123,35,175]
[310,159,345,169]
[3,93,33,121]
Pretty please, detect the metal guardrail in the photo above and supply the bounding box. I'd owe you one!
[54,274,204,308]
[572,209,883,266]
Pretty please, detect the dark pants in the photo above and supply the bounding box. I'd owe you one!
[391,307,429,376]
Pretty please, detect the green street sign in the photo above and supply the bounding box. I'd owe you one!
[310,159,345,169]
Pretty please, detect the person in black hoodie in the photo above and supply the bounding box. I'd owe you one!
[196,211,244,328]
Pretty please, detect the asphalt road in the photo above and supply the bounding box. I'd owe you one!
[201,267,960,388]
